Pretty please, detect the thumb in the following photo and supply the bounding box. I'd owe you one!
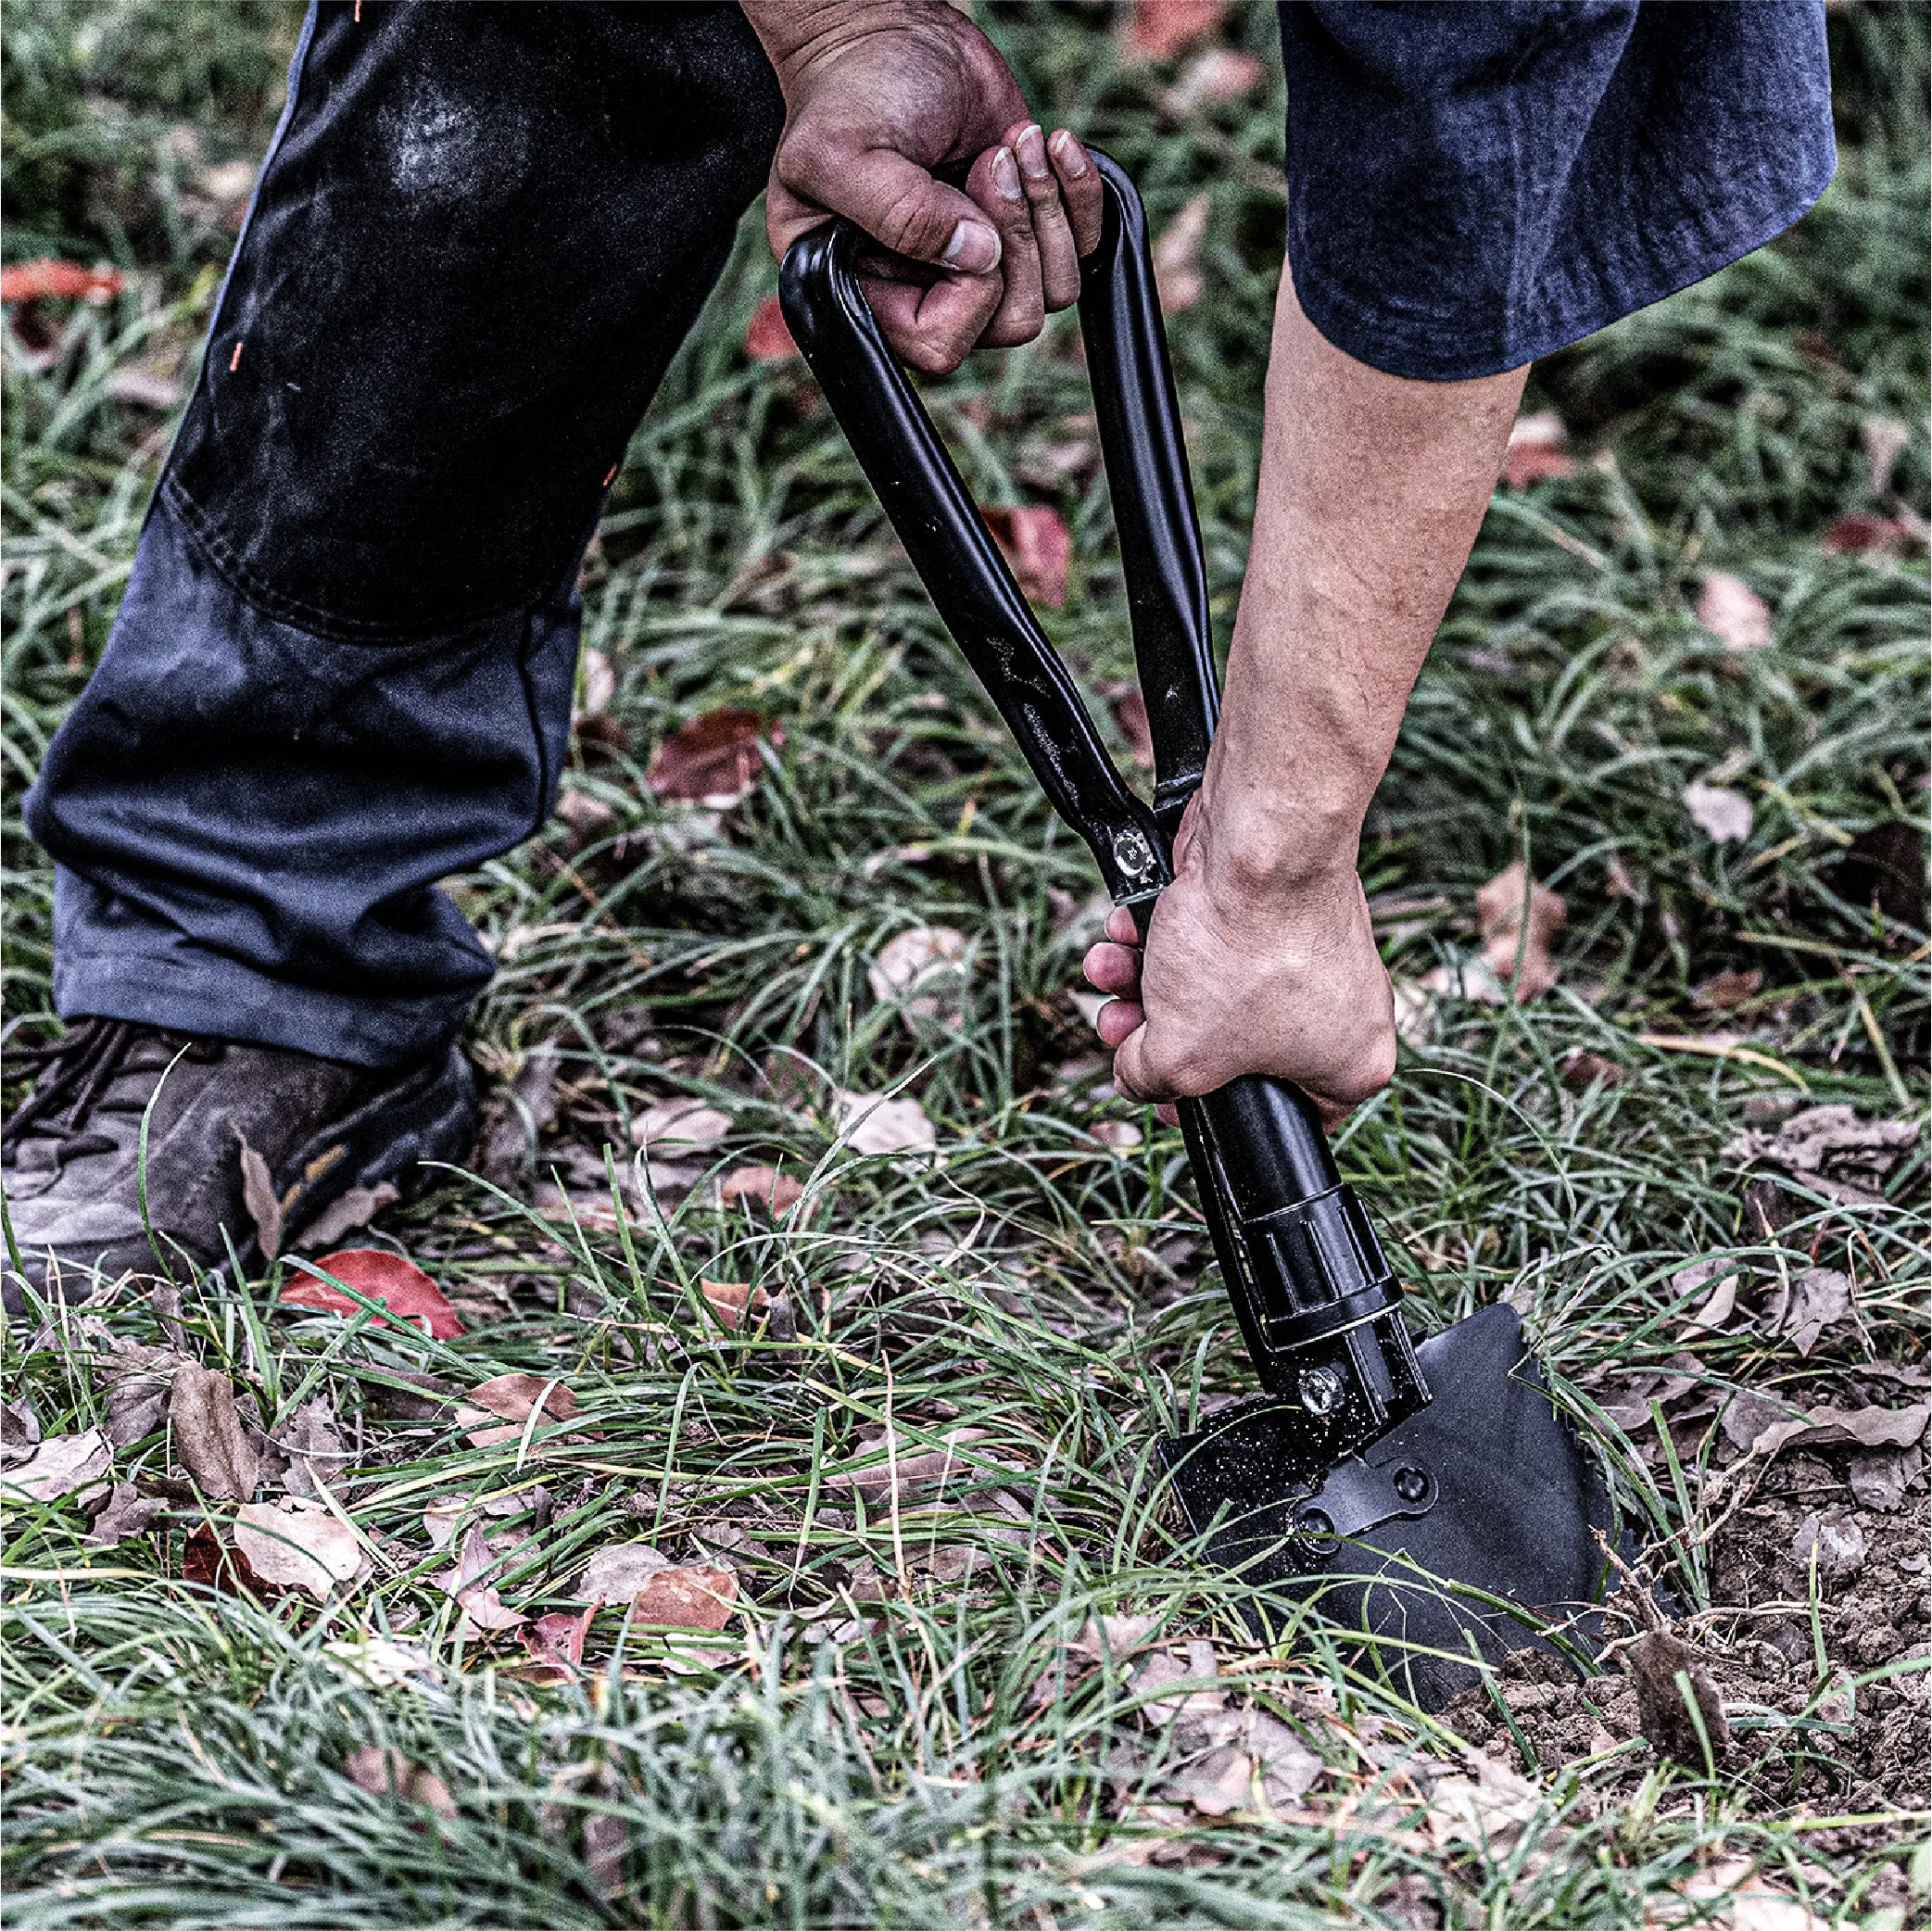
[1111,1018,1173,1106]
[770,139,1002,273]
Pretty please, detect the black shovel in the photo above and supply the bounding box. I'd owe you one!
[780,155,1614,1710]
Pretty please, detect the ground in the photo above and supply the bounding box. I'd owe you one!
[1,3,1927,1926]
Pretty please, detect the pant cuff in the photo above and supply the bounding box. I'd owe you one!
[53,938,470,1071]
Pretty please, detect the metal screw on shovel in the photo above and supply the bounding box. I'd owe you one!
[1298,1366,1346,1415]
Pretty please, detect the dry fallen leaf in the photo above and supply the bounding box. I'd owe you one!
[169,1365,259,1502]
[1683,780,1753,846]
[834,1089,938,1158]
[458,1372,578,1447]
[629,1563,739,1632]
[867,925,968,1028]
[575,1541,672,1604]
[522,1604,599,1681]
[1500,410,1576,489]
[718,1165,804,1217]
[1101,682,1155,769]
[1862,414,1910,499]
[1697,571,1773,652]
[345,1745,458,1819]
[438,1522,526,1633]
[1723,1103,1917,1205]
[827,1426,991,1506]
[744,296,798,361]
[272,1395,350,1499]
[981,505,1071,609]
[237,1136,282,1259]
[297,1181,400,1251]
[1161,46,1264,114]
[576,646,615,717]
[1847,1448,1915,1512]
[1627,1629,1729,1766]
[1821,511,1909,555]
[1424,1750,1543,1850]
[1121,0,1230,61]
[1474,862,1567,1001]
[1764,1266,1851,1357]
[0,259,124,303]
[282,1248,464,1340]
[1691,966,1762,1012]
[1152,193,1209,313]
[0,1427,112,1503]
[1,1395,41,1467]
[84,1480,164,1546]
[698,1278,771,1332]
[645,709,781,807]
[233,1496,365,1601]
[1789,1508,1866,1578]
[632,1095,733,1153]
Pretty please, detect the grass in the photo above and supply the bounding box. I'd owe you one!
[2,2,1927,1925]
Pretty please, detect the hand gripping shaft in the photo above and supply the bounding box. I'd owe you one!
[780,156,1428,1444]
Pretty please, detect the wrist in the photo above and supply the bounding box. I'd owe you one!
[1189,764,1369,902]
[742,0,948,79]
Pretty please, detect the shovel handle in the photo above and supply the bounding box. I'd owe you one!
[780,158,1426,1432]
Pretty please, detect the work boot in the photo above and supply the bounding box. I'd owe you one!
[2,1018,478,1311]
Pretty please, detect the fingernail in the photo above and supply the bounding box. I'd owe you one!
[941,218,1001,272]
[1017,124,1050,181]
[991,146,1023,202]
[1050,130,1088,176]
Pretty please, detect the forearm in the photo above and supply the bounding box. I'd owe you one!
[1201,266,1526,893]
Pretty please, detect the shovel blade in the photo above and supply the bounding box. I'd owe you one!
[1160,1304,1612,1710]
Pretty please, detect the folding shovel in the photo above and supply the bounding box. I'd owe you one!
[781,156,1615,1710]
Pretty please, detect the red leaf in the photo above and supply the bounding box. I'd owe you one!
[645,709,783,806]
[1123,0,1230,61]
[981,506,1071,609]
[280,1249,464,1340]
[523,1603,598,1676]
[719,1166,804,1216]
[1822,512,1908,555]
[745,297,799,362]
[0,259,125,304]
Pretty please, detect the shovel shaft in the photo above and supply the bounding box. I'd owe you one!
[780,158,1427,1434]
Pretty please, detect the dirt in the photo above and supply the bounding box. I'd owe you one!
[1444,1445,1931,1824]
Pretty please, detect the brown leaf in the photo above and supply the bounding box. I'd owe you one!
[1691,966,1762,1012]
[867,925,968,1027]
[1500,410,1576,489]
[271,1395,349,1499]
[699,1278,769,1332]
[645,709,781,807]
[1683,779,1753,845]
[827,1426,991,1505]
[1474,862,1567,1002]
[282,1249,464,1339]
[583,1810,629,1897]
[1560,1051,1628,1091]
[718,1166,804,1217]
[0,1427,112,1502]
[1151,193,1209,313]
[1862,414,1910,498]
[458,1373,578,1447]
[1696,571,1773,652]
[233,1496,365,1600]
[1121,0,1230,61]
[1789,1508,1866,1578]
[296,1182,400,1252]
[744,296,798,362]
[1424,1750,1543,1849]
[237,1135,282,1259]
[522,1604,599,1680]
[629,1563,739,1632]
[981,505,1071,609]
[0,1395,41,1467]
[1847,1448,1915,1512]
[437,1522,526,1633]
[84,1480,165,1547]
[169,1365,259,1502]
[1766,1267,1852,1357]
[345,1746,458,1818]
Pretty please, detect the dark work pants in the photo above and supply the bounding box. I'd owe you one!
[25,0,1830,1069]
[24,2,784,1068]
